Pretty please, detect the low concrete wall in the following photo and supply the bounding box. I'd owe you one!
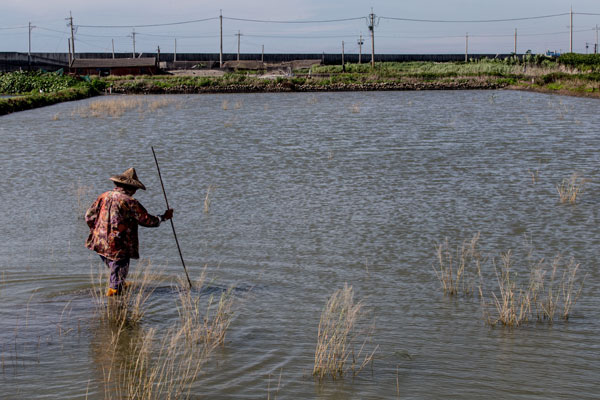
[1,52,523,72]
[0,52,69,72]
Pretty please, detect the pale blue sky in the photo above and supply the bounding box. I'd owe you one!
[2,1,600,55]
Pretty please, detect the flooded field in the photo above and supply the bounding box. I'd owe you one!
[0,90,599,399]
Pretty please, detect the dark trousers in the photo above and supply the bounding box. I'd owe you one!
[100,256,130,292]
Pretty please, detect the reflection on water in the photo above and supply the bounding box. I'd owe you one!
[1,90,600,399]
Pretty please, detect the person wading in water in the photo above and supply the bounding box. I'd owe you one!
[85,167,173,296]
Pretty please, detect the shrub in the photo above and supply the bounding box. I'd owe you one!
[0,71,82,94]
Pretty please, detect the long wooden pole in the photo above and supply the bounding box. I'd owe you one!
[151,146,193,289]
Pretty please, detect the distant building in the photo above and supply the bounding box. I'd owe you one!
[69,58,158,76]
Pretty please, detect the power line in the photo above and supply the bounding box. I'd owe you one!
[243,33,353,39]
[376,28,594,40]
[0,25,28,30]
[76,16,218,29]
[223,16,366,24]
[380,12,570,23]
[137,32,219,39]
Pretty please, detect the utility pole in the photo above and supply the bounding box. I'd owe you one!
[369,9,376,68]
[131,29,136,57]
[596,25,599,54]
[157,46,160,63]
[514,28,517,54]
[112,39,115,59]
[236,30,242,61]
[219,10,223,68]
[67,11,75,65]
[570,6,573,53]
[28,22,35,70]
[261,44,264,62]
[68,38,72,65]
[357,34,364,64]
[341,40,345,72]
[465,33,469,62]
[174,38,177,62]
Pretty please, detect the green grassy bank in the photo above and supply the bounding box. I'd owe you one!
[0,71,104,116]
[104,55,600,98]
[2,54,600,116]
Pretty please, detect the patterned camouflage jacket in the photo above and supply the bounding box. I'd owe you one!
[85,187,161,260]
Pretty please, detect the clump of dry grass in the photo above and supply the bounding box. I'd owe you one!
[221,100,229,110]
[531,256,584,321]
[478,252,585,327]
[97,264,238,399]
[557,173,587,204]
[313,283,378,380]
[147,98,175,111]
[76,97,176,118]
[101,323,203,400]
[433,233,481,296]
[479,251,532,327]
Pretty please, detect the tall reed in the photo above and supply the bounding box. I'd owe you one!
[313,283,377,380]
[433,233,481,296]
[72,178,94,219]
[203,185,216,214]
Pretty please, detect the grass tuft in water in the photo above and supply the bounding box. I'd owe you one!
[96,264,238,399]
[478,251,532,327]
[433,233,481,296]
[76,97,176,118]
[556,173,586,204]
[313,283,378,380]
[176,270,236,349]
[478,252,585,327]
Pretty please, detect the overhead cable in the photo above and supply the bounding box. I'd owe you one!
[0,25,28,30]
[137,32,219,39]
[223,16,365,24]
[377,28,593,40]
[380,13,570,23]
[243,33,353,39]
[76,16,218,29]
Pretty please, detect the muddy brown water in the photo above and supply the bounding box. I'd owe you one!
[0,91,599,399]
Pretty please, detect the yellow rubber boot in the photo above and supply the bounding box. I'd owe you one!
[106,288,118,297]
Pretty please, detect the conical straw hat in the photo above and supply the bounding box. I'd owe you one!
[109,167,146,190]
